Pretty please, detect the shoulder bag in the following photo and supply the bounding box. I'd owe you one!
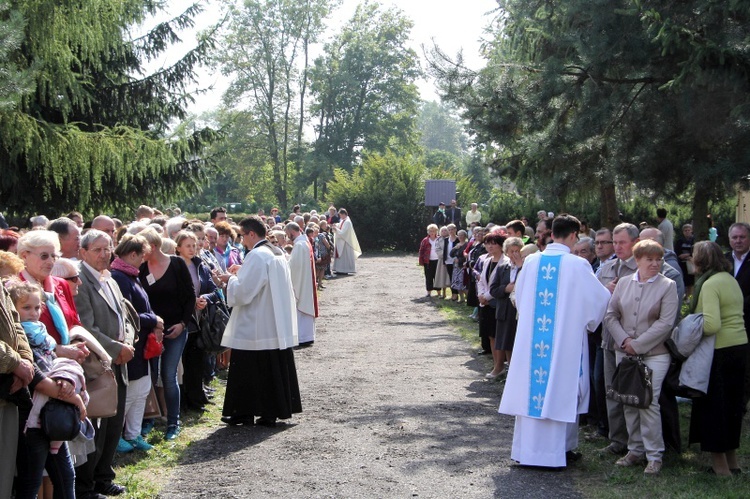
[606,355,653,409]
[82,355,118,418]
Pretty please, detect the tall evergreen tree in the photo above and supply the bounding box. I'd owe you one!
[0,0,218,217]
[430,0,750,234]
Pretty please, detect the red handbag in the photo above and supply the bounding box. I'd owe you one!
[143,333,163,360]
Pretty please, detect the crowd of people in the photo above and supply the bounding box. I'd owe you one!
[420,205,749,476]
[0,204,360,498]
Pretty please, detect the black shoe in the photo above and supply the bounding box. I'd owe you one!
[221,415,254,426]
[566,451,582,463]
[256,417,277,427]
[94,483,126,496]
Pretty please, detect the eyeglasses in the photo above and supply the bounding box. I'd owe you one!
[64,275,80,282]
[595,241,613,246]
[87,247,112,255]
[30,251,60,261]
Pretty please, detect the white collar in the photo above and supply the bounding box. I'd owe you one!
[82,261,111,282]
[632,271,659,283]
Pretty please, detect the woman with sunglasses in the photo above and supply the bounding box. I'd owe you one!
[17,231,87,362]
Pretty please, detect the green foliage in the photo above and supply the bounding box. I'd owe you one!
[417,101,467,157]
[327,151,425,250]
[0,0,218,218]
[0,1,33,111]
[310,2,422,186]
[430,0,750,238]
[217,0,336,210]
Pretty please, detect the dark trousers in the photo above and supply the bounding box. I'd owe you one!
[659,382,681,453]
[76,365,127,495]
[593,344,608,435]
[424,260,438,292]
[15,429,75,498]
[182,333,208,408]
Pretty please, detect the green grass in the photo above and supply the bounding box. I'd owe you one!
[433,294,750,498]
[111,377,226,498]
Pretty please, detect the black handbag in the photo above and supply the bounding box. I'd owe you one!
[197,292,231,352]
[40,399,81,441]
[606,355,653,409]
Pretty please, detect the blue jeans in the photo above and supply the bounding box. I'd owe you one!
[15,428,75,499]
[161,330,188,426]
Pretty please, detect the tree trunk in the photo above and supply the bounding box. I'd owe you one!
[600,180,619,229]
[691,182,710,242]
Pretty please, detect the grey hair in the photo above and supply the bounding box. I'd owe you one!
[17,230,61,254]
[595,228,612,237]
[503,237,524,253]
[51,258,79,279]
[577,237,595,253]
[613,223,639,240]
[729,222,750,236]
[80,229,110,250]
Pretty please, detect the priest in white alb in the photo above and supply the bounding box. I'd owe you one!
[499,214,610,467]
[286,222,318,346]
[332,208,361,274]
[218,216,301,427]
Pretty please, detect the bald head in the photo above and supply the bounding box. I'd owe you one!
[639,227,665,246]
[91,215,115,238]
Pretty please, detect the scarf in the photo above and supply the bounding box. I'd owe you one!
[45,292,70,345]
[110,257,140,277]
[21,321,57,351]
[689,269,719,314]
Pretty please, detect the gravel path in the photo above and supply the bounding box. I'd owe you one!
[160,254,583,498]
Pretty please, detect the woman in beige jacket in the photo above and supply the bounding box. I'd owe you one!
[604,239,679,475]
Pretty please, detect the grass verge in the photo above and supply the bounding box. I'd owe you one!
[111,377,226,498]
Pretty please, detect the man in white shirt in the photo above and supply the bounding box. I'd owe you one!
[219,216,301,427]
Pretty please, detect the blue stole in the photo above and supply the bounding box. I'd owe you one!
[528,254,562,417]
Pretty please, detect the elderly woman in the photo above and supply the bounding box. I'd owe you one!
[111,234,162,452]
[475,233,507,378]
[449,230,469,302]
[490,236,525,369]
[175,230,217,412]
[138,227,195,440]
[434,226,452,298]
[688,241,748,476]
[418,224,440,297]
[51,258,82,296]
[17,231,86,362]
[604,239,679,475]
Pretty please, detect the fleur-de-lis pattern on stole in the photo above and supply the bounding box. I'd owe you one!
[528,254,562,418]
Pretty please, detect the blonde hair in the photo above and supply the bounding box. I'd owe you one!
[6,279,43,307]
[174,230,198,255]
[0,250,24,277]
[161,238,177,255]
